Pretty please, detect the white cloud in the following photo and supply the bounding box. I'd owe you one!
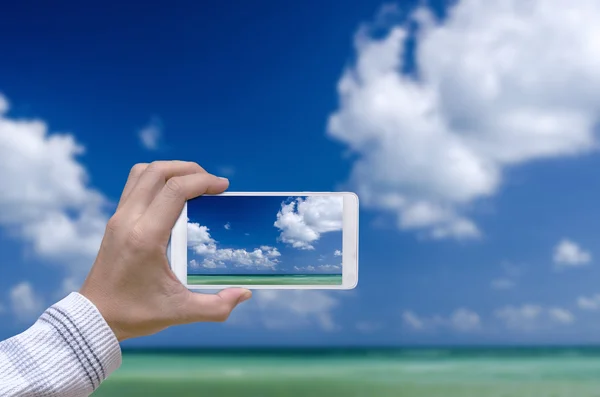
[548,307,575,324]
[10,282,44,322]
[224,222,231,230]
[450,308,481,332]
[577,294,600,310]
[187,222,217,255]
[318,264,341,272]
[189,258,224,269]
[402,311,425,330]
[187,222,280,270]
[495,304,574,331]
[259,246,281,258]
[403,308,479,332]
[211,248,279,269]
[491,278,516,290]
[553,239,591,267]
[294,264,341,273]
[274,196,343,250]
[327,0,600,239]
[138,117,162,151]
[294,265,315,272]
[495,304,543,331]
[0,93,109,299]
[334,249,342,256]
[232,290,341,331]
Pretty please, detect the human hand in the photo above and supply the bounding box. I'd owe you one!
[79,161,252,341]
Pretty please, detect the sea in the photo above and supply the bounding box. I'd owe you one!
[92,347,600,396]
[187,274,342,285]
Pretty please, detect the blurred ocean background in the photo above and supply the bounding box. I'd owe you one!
[93,347,600,396]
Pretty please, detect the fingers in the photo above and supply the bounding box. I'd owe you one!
[117,163,149,210]
[178,288,252,324]
[118,161,206,217]
[138,172,229,243]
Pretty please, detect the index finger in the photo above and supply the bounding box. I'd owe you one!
[117,163,149,210]
[137,172,229,243]
[118,160,206,217]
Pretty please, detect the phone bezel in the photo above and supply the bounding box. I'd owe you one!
[168,192,358,289]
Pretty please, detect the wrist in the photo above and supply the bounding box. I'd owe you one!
[79,284,128,342]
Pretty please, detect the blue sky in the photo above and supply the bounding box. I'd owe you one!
[186,195,343,275]
[3,0,600,347]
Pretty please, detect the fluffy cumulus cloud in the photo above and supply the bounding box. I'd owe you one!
[403,308,480,332]
[187,222,280,270]
[327,0,600,239]
[495,304,574,331]
[10,282,44,322]
[187,222,218,255]
[232,290,341,331]
[138,116,162,151]
[553,239,591,267]
[334,249,342,256]
[577,294,600,311]
[274,196,343,249]
[0,93,109,297]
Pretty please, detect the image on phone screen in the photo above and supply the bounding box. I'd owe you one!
[186,195,343,286]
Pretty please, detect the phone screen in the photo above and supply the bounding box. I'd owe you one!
[186,195,343,286]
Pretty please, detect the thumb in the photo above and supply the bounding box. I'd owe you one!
[217,288,253,305]
[179,288,252,324]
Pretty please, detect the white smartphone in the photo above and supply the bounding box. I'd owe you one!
[168,192,358,289]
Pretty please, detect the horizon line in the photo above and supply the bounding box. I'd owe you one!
[119,344,600,350]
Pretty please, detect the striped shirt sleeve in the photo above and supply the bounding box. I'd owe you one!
[0,292,122,396]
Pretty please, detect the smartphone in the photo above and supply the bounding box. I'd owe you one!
[168,192,358,289]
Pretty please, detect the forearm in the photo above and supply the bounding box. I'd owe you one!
[0,292,122,396]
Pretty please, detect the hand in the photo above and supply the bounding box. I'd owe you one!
[79,161,252,341]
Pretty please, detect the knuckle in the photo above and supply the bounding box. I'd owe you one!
[126,224,146,250]
[129,163,148,177]
[146,161,167,178]
[164,177,183,198]
[105,215,121,234]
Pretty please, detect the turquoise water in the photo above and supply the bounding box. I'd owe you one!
[93,348,600,396]
[187,274,342,285]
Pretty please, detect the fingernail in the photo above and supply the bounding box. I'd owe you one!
[218,177,229,182]
[238,291,252,303]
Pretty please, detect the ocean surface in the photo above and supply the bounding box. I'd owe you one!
[187,274,342,285]
[93,347,600,396]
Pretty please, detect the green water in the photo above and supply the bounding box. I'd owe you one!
[93,348,600,396]
[187,274,342,285]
